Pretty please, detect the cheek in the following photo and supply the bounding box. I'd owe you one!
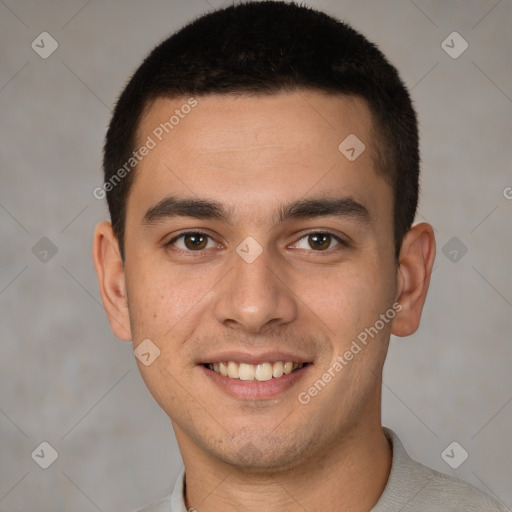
[298,262,391,338]
[125,261,218,350]
[126,267,211,411]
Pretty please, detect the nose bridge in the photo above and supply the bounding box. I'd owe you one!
[235,246,275,302]
[213,240,297,333]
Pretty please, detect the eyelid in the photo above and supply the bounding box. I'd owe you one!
[167,229,213,243]
[166,229,348,254]
[288,230,347,250]
[166,230,220,252]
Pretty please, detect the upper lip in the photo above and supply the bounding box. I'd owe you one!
[199,350,312,365]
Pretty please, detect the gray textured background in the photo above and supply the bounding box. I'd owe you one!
[1,0,511,511]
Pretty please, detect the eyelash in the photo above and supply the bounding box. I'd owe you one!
[165,230,348,256]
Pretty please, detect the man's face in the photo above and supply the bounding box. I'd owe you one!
[122,91,398,470]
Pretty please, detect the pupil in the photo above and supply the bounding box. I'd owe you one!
[186,234,206,250]
[310,233,330,250]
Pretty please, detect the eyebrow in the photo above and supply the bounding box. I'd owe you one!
[141,195,370,226]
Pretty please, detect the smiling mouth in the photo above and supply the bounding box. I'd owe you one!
[204,361,308,381]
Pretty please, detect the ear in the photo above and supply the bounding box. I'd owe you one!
[392,222,436,337]
[92,221,132,341]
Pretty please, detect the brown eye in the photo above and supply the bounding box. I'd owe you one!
[168,232,214,252]
[308,233,333,250]
[292,232,344,252]
[183,233,208,250]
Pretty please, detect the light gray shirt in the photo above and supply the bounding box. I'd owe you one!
[135,427,507,511]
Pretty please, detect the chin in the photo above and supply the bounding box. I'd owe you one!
[208,432,314,473]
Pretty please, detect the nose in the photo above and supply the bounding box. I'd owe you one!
[213,243,297,335]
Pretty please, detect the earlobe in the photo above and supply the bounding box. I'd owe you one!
[92,221,132,341]
[392,222,436,338]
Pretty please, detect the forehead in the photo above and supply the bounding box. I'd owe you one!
[129,91,391,225]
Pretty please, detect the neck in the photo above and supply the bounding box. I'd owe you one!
[177,421,392,512]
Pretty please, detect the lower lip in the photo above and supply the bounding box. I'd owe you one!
[200,364,311,400]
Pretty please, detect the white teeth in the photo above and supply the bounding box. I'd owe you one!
[255,363,273,381]
[208,360,305,381]
[227,361,239,379]
[239,363,255,381]
[272,361,284,378]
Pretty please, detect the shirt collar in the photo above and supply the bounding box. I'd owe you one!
[371,427,435,511]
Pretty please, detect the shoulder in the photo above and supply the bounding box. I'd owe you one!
[415,464,508,511]
[373,428,508,512]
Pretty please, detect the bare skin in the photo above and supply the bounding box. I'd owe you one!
[93,90,435,511]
